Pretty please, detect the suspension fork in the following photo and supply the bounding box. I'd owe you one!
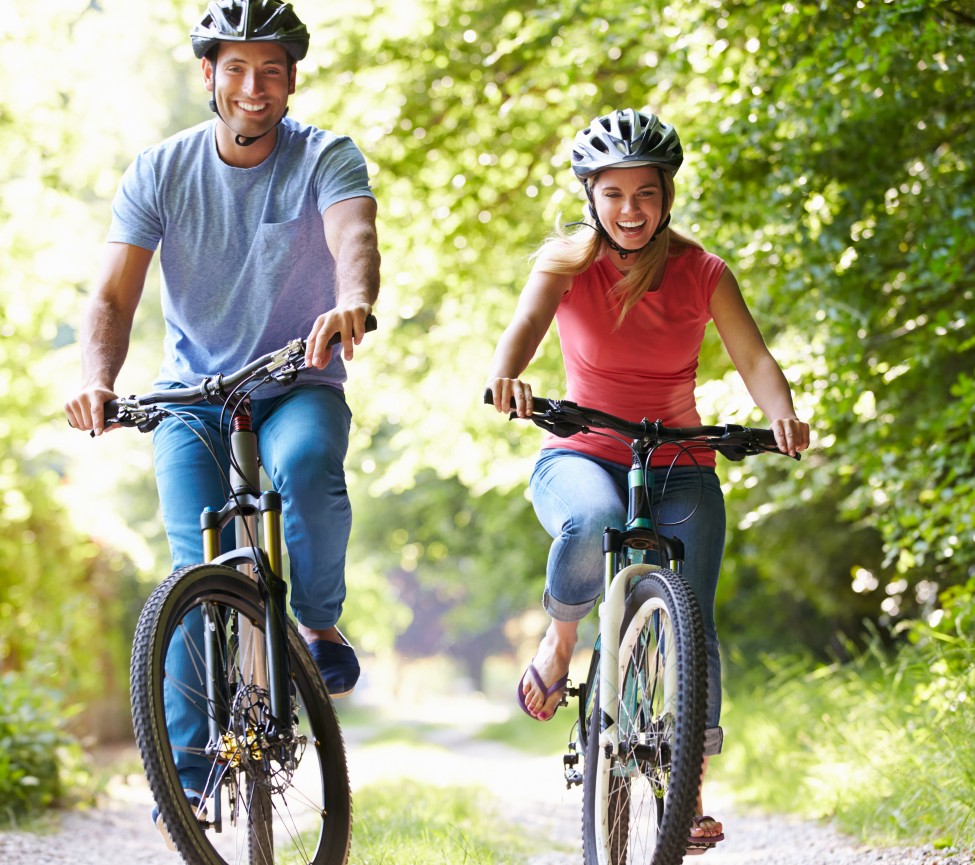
[597,547,624,755]
[596,450,652,749]
[199,399,294,749]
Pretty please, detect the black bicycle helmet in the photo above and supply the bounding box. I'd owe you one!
[571,109,683,179]
[191,0,309,62]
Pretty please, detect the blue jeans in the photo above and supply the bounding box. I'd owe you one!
[152,385,352,792]
[530,448,726,752]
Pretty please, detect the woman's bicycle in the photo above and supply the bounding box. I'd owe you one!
[101,316,375,865]
[487,394,798,865]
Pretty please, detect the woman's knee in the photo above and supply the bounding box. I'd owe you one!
[562,504,618,542]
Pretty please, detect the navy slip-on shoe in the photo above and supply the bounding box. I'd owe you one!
[307,631,360,697]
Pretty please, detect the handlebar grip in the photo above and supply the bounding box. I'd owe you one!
[102,398,120,422]
[325,313,378,349]
[482,389,552,412]
[748,427,778,448]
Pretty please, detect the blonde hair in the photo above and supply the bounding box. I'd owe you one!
[531,169,703,327]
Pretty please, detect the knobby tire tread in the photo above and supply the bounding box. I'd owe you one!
[130,564,351,865]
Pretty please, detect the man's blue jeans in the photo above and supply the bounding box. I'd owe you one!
[530,448,727,754]
[152,385,352,792]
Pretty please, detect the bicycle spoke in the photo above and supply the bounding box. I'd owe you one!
[131,565,350,865]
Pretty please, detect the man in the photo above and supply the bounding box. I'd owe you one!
[64,0,379,838]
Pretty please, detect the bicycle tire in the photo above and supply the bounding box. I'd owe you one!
[582,565,707,865]
[130,563,351,865]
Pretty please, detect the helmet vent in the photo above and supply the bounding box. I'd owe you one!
[569,109,683,178]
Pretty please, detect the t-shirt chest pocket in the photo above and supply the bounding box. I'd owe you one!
[253,218,303,275]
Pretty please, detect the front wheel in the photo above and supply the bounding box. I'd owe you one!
[582,566,707,865]
[130,563,351,865]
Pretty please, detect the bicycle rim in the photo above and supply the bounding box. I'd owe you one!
[582,568,706,865]
[130,564,351,865]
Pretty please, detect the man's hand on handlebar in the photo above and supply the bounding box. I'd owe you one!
[305,304,375,368]
[65,384,119,437]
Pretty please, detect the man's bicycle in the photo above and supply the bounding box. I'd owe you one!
[488,394,798,865]
[101,317,375,865]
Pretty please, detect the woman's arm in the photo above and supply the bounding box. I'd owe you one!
[710,268,810,456]
[486,266,572,417]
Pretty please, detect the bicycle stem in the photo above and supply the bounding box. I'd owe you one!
[626,451,652,530]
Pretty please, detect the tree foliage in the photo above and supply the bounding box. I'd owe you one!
[306,0,975,650]
[0,0,190,742]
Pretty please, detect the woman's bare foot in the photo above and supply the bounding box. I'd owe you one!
[519,619,578,720]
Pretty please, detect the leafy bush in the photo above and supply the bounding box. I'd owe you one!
[716,631,975,851]
[0,664,89,823]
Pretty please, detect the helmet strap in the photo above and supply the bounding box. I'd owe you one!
[582,179,671,258]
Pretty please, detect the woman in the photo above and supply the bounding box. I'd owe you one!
[486,108,810,851]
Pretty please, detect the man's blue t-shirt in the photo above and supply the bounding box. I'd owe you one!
[108,116,375,394]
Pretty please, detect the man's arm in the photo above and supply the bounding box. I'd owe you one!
[305,196,380,367]
[65,242,153,435]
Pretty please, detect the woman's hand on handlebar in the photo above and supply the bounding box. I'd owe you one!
[770,416,810,458]
[65,384,119,436]
[487,377,534,418]
[305,303,374,367]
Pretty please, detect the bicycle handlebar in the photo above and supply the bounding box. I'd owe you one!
[483,389,799,462]
[102,314,377,433]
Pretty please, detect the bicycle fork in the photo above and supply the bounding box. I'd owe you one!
[592,454,686,771]
[198,401,295,812]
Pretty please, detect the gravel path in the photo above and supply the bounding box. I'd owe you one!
[1,695,970,865]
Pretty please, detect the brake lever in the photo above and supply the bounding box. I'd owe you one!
[99,403,165,435]
[528,414,588,438]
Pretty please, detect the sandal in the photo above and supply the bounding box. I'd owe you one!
[516,662,568,721]
[686,814,725,855]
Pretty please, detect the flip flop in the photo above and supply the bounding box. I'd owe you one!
[686,815,725,854]
[516,662,568,721]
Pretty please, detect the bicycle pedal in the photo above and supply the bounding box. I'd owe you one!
[564,768,583,788]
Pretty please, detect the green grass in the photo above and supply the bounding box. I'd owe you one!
[349,781,534,865]
[476,710,572,756]
[712,633,975,852]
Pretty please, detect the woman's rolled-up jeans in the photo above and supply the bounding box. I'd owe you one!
[529,447,726,756]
